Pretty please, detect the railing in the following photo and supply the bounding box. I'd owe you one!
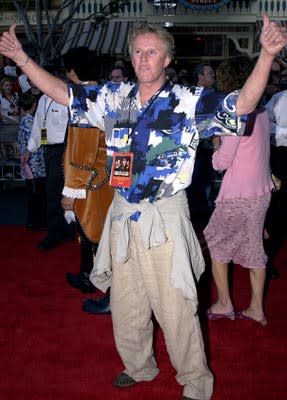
[72,0,287,19]
[258,0,287,16]
[1,0,286,27]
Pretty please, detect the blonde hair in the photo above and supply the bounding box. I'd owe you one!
[128,23,175,60]
[216,55,254,93]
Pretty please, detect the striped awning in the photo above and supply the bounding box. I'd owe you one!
[60,20,137,57]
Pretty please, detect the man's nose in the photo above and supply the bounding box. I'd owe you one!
[140,51,148,61]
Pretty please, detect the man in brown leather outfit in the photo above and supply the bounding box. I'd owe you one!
[61,47,114,313]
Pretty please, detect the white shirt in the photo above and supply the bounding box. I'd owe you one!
[3,65,17,77]
[265,90,287,147]
[0,92,19,123]
[18,74,31,93]
[28,94,68,152]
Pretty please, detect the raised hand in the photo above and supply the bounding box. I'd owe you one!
[0,25,23,62]
[260,14,287,56]
[0,24,68,105]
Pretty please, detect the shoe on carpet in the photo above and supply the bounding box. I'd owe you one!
[236,311,267,326]
[207,310,235,320]
[82,294,111,315]
[66,272,97,293]
[38,238,60,250]
[113,372,137,388]
[182,397,199,400]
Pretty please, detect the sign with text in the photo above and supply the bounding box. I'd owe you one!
[178,0,231,10]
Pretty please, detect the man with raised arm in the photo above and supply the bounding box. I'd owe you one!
[1,15,286,400]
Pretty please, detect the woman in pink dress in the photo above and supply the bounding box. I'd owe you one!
[204,56,274,326]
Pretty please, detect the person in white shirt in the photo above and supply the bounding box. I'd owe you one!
[265,89,287,147]
[0,76,19,123]
[22,69,75,250]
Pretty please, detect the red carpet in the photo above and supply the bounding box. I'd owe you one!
[1,225,286,400]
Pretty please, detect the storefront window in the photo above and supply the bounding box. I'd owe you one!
[174,34,223,57]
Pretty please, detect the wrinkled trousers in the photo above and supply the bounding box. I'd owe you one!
[110,221,214,399]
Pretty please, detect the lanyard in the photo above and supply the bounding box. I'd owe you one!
[127,80,171,141]
[43,98,54,126]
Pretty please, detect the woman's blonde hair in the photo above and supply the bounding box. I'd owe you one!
[216,55,254,93]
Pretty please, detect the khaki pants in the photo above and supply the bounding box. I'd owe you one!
[111,221,213,399]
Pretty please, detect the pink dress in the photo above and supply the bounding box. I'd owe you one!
[204,108,274,269]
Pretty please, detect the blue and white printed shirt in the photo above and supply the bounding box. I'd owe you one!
[68,80,245,204]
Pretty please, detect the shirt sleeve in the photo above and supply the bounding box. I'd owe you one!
[212,135,241,171]
[196,89,248,139]
[68,83,104,130]
[28,95,45,152]
[265,96,276,135]
[264,95,286,146]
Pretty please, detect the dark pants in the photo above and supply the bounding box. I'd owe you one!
[25,177,46,229]
[44,143,75,241]
[264,145,287,262]
[77,220,98,274]
[264,186,287,263]
[186,145,214,234]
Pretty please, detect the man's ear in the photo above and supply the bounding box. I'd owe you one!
[164,56,172,69]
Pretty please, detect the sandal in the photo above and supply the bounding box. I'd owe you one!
[236,311,267,326]
[207,310,235,320]
[113,372,137,388]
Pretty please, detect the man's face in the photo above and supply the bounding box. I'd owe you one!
[111,68,125,83]
[199,65,215,88]
[131,33,171,85]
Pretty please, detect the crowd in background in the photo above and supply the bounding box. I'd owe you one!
[2,53,287,122]
[0,17,287,400]
[1,48,287,292]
